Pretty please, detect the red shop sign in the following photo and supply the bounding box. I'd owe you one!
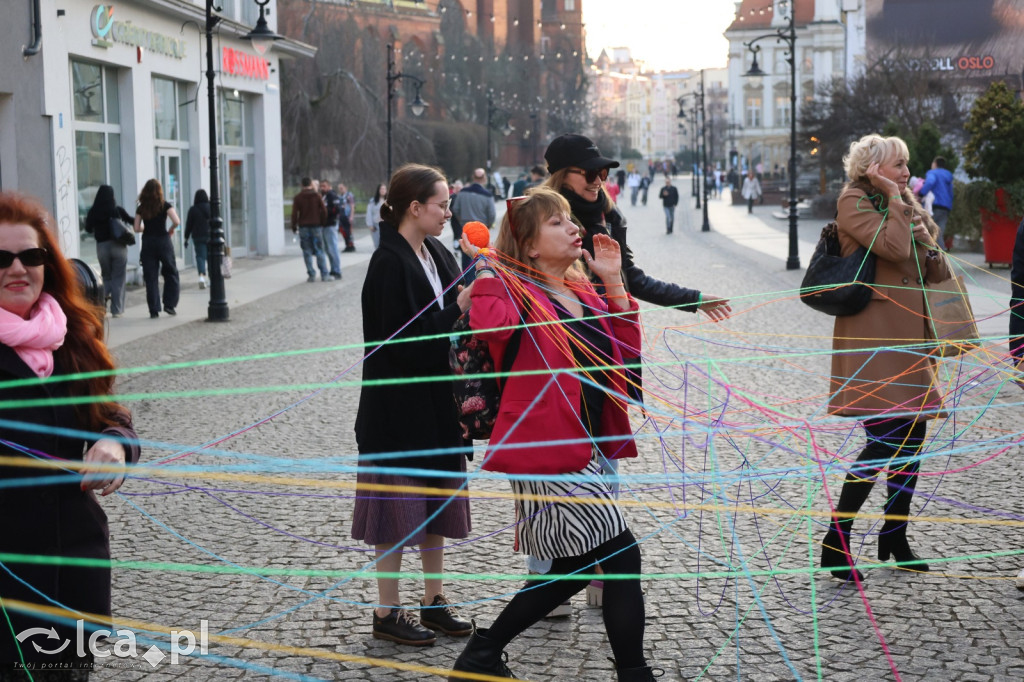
[222,46,269,80]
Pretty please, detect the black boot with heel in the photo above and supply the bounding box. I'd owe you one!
[448,625,516,681]
[878,457,929,571]
[820,467,875,582]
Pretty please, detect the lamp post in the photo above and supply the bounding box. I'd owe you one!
[743,2,800,270]
[529,112,539,165]
[486,94,513,172]
[676,95,698,198]
[386,43,428,180]
[201,0,279,322]
[699,69,710,232]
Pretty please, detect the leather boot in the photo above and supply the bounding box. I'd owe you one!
[448,627,517,681]
[616,664,665,681]
[878,458,929,571]
[820,471,874,581]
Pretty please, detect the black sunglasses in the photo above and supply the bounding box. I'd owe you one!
[0,248,48,268]
[566,167,610,183]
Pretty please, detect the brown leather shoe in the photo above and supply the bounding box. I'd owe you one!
[372,607,437,646]
[419,594,473,636]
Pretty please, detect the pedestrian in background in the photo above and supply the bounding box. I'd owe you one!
[627,170,642,206]
[639,175,651,206]
[0,192,141,674]
[820,134,951,582]
[84,185,132,317]
[604,177,620,205]
[319,180,343,279]
[741,170,762,214]
[450,188,659,682]
[450,168,496,282]
[915,156,954,249]
[658,177,679,234]
[365,182,387,251]
[337,182,357,252]
[353,163,473,648]
[290,177,329,282]
[184,189,211,290]
[133,179,180,318]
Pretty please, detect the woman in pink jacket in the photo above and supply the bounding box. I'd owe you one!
[448,188,658,682]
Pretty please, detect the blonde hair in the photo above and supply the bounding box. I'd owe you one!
[495,187,585,283]
[843,134,910,184]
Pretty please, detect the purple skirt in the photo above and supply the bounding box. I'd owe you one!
[350,464,471,547]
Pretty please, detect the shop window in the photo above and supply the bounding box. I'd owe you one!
[71,59,123,246]
[220,90,251,147]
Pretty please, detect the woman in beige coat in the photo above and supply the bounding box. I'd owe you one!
[820,134,951,582]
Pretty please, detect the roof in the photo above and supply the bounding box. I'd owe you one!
[727,0,815,31]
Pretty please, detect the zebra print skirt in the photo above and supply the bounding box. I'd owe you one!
[510,455,627,561]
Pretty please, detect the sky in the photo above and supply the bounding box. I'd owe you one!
[582,0,739,71]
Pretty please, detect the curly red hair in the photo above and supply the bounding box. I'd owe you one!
[0,192,122,430]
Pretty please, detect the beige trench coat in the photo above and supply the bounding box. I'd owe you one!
[828,185,952,418]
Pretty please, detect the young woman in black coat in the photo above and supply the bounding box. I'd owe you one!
[0,192,141,676]
[83,185,133,317]
[184,189,211,289]
[352,164,474,647]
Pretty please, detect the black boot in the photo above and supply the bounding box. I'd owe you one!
[448,626,516,681]
[616,664,665,681]
[820,471,875,582]
[878,458,929,572]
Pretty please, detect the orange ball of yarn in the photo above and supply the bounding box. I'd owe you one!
[463,221,490,248]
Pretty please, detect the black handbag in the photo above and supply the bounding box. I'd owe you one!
[799,221,876,316]
[109,217,136,246]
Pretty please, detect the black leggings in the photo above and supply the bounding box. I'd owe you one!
[486,529,646,669]
[835,418,927,533]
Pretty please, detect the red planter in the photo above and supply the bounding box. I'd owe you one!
[980,187,1021,266]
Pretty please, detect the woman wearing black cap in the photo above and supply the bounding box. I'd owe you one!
[542,133,731,319]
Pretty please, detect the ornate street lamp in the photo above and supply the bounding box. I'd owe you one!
[486,94,513,172]
[743,2,800,270]
[204,0,281,321]
[386,43,428,180]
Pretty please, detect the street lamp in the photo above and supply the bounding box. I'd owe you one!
[386,43,429,180]
[486,94,513,172]
[204,0,280,321]
[676,95,699,199]
[743,2,800,270]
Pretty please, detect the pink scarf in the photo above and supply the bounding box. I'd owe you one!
[0,293,68,377]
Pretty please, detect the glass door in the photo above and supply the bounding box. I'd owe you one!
[221,154,254,256]
[157,149,187,265]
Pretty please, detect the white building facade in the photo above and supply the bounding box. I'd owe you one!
[724,0,865,175]
[1,0,313,269]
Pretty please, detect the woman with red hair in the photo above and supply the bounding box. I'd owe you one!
[0,192,141,677]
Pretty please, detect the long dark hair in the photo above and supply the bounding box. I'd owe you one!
[137,179,165,220]
[193,189,209,205]
[0,192,122,430]
[380,164,446,225]
[373,184,387,203]
[85,185,117,225]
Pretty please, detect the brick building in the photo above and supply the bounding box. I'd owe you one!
[276,0,587,182]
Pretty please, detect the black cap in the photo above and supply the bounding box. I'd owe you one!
[544,134,620,174]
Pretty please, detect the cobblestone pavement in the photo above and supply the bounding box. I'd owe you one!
[88,186,1024,681]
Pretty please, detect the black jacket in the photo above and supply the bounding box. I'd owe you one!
[1010,218,1024,361]
[84,205,133,243]
[354,223,465,470]
[578,203,700,312]
[184,200,211,245]
[0,346,140,667]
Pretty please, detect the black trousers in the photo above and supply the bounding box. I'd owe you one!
[140,237,179,315]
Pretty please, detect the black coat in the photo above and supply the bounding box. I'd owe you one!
[184,200,211,245]
[577,203,701,311]
[1010,218,1024,361]
[354,222,465,471]
[0,345,140,667]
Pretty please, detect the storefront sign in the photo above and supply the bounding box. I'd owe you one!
[879,55,997,73]
[89,5,187,59]
[222,47,270,81]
